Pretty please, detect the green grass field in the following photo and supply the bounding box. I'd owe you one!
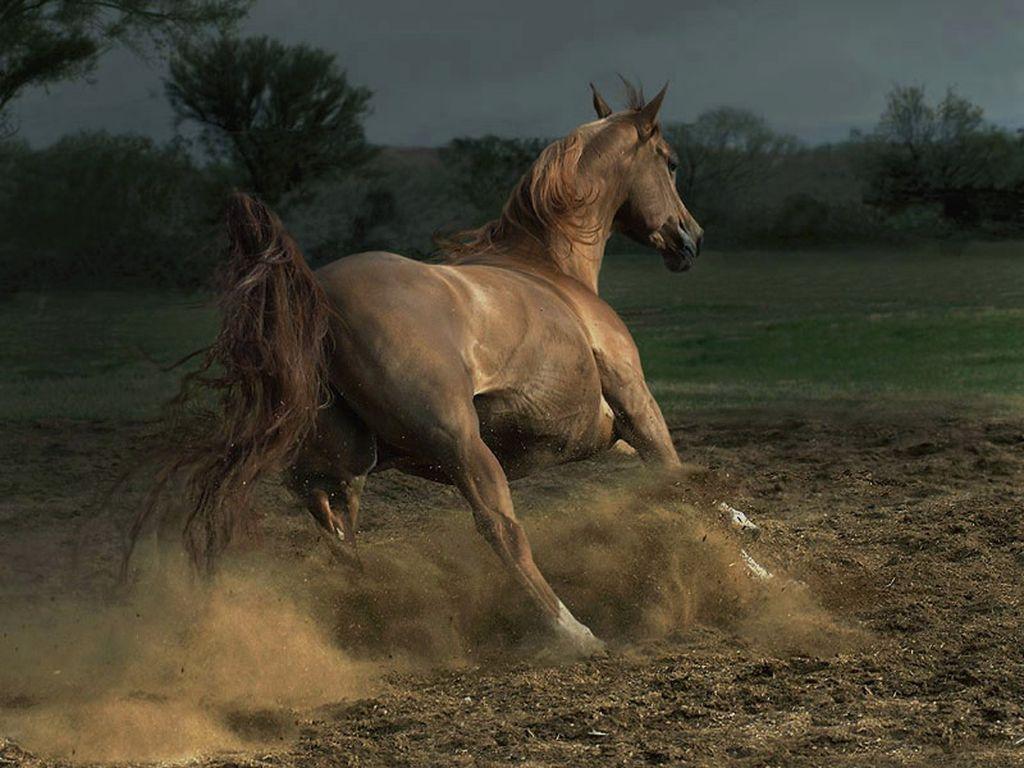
[2,242,1023,422]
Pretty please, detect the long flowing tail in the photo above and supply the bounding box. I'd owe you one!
[125,193,334,575]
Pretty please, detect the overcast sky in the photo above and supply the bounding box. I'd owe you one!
[10,0,1024,147]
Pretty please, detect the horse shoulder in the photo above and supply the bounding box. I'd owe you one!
[545,282,644,375]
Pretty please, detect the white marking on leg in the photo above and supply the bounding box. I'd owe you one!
[718,501,761,539]
[740,548,774,581]
[611,439,637,456]
[555,600,589,635]
[554,600,604,654]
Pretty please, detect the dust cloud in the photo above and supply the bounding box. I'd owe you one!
[0,568,378,763]
[0,477,861,763]
[308,481,863,663]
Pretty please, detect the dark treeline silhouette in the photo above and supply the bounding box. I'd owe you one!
[2,27,1023,291]
[857,85,1024,230]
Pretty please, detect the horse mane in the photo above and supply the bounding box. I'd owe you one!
[440,79,653,269]
[439,129,602,267]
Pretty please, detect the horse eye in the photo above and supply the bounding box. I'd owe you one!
[667,157,678,173]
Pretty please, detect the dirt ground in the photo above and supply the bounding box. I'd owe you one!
[1,409,1023,767]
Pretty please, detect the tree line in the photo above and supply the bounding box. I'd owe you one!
[2,6,1023,290]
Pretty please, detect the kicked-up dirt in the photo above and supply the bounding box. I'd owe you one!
[0,408,1022,767]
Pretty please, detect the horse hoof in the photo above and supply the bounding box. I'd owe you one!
[576,632,607,658]
[553,607,606,657]
[740,548,774,581]
[555,628,606,658]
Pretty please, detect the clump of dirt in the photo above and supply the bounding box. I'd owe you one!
[536,488,864,658]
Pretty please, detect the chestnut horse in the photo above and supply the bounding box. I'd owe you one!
[158,83,703,654]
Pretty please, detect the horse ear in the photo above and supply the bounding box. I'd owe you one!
[590,82,613,119]
[637,82,668,139]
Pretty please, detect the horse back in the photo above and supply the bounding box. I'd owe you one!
[316,251,598,388]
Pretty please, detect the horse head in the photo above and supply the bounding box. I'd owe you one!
[589,81,704,272]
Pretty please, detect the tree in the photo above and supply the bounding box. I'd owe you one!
[0,131,215,289]
[663,107,799,227]
[860,85,1022,226]
[166,35,373,203]
[439,135,548,222]
[0,0,249,133]
[874,84,935,152]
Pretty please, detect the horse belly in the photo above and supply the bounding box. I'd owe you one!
[474,375,614,479]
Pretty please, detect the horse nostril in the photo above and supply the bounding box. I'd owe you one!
[677,223,698,258]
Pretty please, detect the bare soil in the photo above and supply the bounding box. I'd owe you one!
[1,410,1023,767]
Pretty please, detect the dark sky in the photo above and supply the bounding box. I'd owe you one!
[11,0,1024,147]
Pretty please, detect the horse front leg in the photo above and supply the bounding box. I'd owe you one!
[603,374,681,471]
[598,357,768,563]
[590,339,680,470]
[448,432,604,656]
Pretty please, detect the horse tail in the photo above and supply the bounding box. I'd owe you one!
[127,192,334,575]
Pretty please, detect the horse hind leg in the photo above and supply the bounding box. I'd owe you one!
[313,475,365,545]
[289,400,375,551]
[339,475,365,543]
[331,358,599,652]
[309,486,358,544]
[300,488,361,584]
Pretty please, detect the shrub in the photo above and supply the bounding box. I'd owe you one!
[0,132,219,290]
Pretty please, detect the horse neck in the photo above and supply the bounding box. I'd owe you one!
[508,170,622,294]
[552,225,610,293]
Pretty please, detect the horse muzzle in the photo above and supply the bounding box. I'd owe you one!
[652,222,701,273]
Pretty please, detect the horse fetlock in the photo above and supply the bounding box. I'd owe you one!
[553,601,605,656]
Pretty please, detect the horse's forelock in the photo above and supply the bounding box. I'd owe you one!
[621,79,646,111]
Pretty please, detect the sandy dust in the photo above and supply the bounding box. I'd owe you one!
[0,567,377,763]
[5,415,1022,765]
[1,472,857,764]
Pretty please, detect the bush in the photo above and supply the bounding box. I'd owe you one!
[372,148,476,257]
[769,194,831,242]
[440,136,547,224]
[0,132,220,291]
[281,172,396,267]
[282,147,482,262]
[880,205,952,238]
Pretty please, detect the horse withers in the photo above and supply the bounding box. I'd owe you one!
[160,83,704,654]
